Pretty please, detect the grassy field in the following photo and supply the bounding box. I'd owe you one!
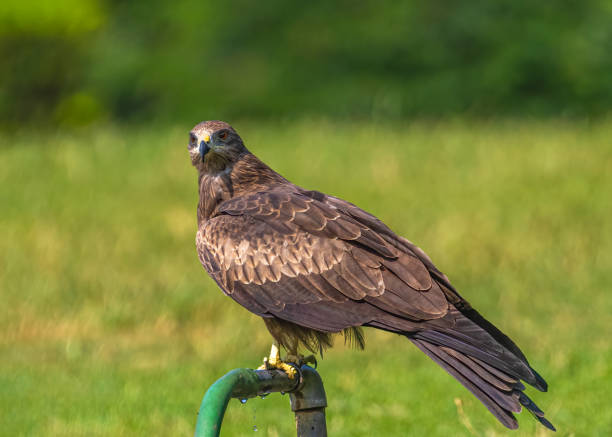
[1,119,610,436]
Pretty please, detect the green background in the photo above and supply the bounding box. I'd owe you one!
[2,0,612,127]
[2,121,611,435]
[1,1,611,436]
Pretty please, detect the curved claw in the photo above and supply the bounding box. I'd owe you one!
[277,362,299,379]
[301,354,317,369]
[258,344,301,379]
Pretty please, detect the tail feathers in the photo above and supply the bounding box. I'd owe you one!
[518,392,557,431]
[414,309,548,391]
[412,338,519,429]
[460,307,529,363]
[459,307,549,391]
[410,338,555,431]
[414,329,542,390]
[469,355,526,391]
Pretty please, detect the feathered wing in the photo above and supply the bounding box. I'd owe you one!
[196,188,554,430]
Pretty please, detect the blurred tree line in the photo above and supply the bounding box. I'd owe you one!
[1,0,611,127]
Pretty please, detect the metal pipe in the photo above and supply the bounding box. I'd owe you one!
[194,365,327,437]
[290,366,328,437]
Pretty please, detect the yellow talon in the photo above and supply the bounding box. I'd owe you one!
[277,361,298,379]
[257,343,299,379]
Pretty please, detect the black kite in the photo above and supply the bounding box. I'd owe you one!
[188,120,554,431]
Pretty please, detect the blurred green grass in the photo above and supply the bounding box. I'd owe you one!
[0,119,610,436]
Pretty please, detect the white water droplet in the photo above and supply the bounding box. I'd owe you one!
[240,398,247,404]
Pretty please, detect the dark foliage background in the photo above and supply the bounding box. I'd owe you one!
[2,0,612,127]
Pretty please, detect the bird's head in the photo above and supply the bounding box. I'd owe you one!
[188,120,247,172]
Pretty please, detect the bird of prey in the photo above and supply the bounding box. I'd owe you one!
[189,120,555,431]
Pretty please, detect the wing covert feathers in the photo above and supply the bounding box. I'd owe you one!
[197,190,445,318]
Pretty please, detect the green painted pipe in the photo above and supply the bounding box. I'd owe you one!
[194,367,302,437]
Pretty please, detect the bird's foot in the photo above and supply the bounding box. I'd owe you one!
[286,353,317,369]
[257,344,299,379]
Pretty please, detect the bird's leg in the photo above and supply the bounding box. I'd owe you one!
[285,352,318,369]
[280,336,317,368]
[257,343,299,379]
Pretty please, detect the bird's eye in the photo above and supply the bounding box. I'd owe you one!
[218,131,228,140]
[189,133,197,146]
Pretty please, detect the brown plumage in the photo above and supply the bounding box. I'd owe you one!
[189,120,555,431]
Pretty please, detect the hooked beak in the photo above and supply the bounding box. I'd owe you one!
[199,134,211,159]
